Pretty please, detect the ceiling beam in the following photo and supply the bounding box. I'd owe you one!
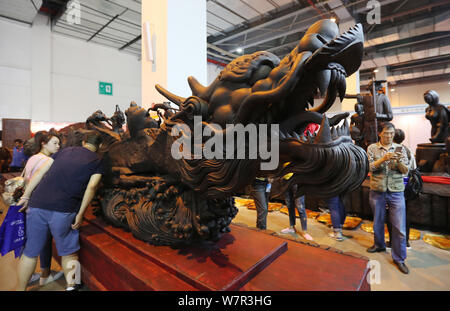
[326,0,352,21]
[212,5,313,45]
[207,43,239,58]
[119,34,141,50]
[105,0,141,14]
[87,14,120,42]
[207,51,233,62]
[0,15,32,26]
[209,0,248,22]
[220,15,320,51]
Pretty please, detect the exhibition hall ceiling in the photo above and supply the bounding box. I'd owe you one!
[0,0,449,88]
[0,0,141,57]
[205,0,450,88]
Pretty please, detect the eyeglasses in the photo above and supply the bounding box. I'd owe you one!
[381,132,394,136]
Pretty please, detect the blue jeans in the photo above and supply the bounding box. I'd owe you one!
[327,196,346,229]
[284,190,307,230]
[250,179,269,230]
[369,191,407,263]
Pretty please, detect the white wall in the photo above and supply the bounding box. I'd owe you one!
[0,17,141,125]
[391,112,431,155]
[207,61,223,85]
[390,80,450,107]
[52,34,141,122]
[0,19,32,120]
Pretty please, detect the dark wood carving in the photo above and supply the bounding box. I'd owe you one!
[58,20,369,246]
[347,81,393,150]
[1,118,31,150]
[417,90,450,173]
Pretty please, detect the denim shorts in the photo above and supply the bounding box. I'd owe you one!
[23,207,80,257]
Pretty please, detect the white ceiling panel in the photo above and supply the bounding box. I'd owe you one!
[207,1,246,25]
[382,28,400,44]
[412,71,424,78]
[428,47,440,57]
[424,69,444,77]
[118,9,140,25]
[78,7,111,24]
[244,0,277,13]
[361,59,376,69]
[0,0,41,23]
[80,0,125,17]
[439,45,450,56]
[91,36,124,48]
[218,0,260,20]
[373,56,388,67]
[273,0,295,6]
[108,20,140,36]
[371,37,385,45]
[207,12,235,32]
[384,51,399,65]
[53,25,92,40]
[387,76,396,82]
[105,0,141,13]
[59,13,104,33]
[397,53,412,63]
[403,73,414,80]
[397,47,412,63]
[411,48,427,60]
[47,1,142,58]
[414,18,434,37]
[97,26,137,42]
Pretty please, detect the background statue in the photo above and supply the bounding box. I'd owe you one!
[424,90,449,143]
[372,80,393,134]
[350,95,364,148]
[110,105,126,135]
[346,80,393,150]
[416,90,450,173]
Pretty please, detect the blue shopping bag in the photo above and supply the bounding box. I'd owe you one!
[0,205,26,258]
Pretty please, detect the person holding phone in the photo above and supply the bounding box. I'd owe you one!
[386,129,416,249]
[366,123,410,274]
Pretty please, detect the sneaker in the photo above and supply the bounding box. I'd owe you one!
[386,241,391,249]
[394,261,409,274]
[66,283,83,291]
[40,271,64,286]
[328,231,344,242]
[281,227,296,234]
[407,241,411,249]
[367,245,386,253]
[301,232,314,241]
[28,273,40,285]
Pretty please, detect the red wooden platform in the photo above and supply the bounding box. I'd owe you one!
[71,209,370,291]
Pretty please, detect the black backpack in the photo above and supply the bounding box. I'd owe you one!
[404,169,423,200]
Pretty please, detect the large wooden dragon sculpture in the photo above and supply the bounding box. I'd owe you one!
[66,20,368,246]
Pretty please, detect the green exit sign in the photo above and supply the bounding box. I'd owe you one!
[99,81,113,95]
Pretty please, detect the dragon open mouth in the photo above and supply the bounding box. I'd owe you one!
[276,23,364,128]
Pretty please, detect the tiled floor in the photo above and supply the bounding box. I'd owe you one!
[233,203,450,291]
[1,197,449,291]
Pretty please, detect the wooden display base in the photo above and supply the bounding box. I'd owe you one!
[64,208,370,291]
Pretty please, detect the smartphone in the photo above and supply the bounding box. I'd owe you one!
[394,147,402,153]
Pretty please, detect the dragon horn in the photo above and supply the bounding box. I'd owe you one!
[155,84,186,106]
[188,76,207,97]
